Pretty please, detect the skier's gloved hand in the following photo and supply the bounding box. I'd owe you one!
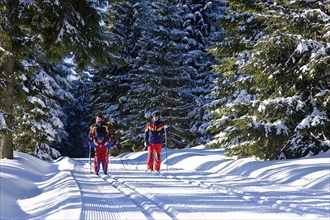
[144,142,148,147]
[105,142,115,149]
[90,141,97,148]
[164,125,170,133]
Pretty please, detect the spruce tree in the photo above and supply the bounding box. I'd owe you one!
[130,1,198,149]
[179,0,226,145]
[84,0,150,152]
[114,1,163,151]
[208,0,267,158]
[270,1,330,158]
[61,71,91,158]
[0,0,111,159]
[209,0,330,159]
[14,63,76,160]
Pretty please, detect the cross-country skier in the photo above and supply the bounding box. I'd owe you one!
[144,111,165,172]
[88,113,116,175]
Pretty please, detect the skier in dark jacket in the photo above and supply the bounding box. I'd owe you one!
[144,111,165,172]
[88,114,115,175]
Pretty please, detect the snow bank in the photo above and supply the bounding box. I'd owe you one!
[123,145,329,191]
[160,146,330,191]
[0,152,81,220]
[0,152,52,218]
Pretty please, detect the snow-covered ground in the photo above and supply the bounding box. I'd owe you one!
[0,146,329,220]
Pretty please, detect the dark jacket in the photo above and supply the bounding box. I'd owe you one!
[88,122,110,142]
[144,120,165,144]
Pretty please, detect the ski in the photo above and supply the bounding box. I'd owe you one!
[143,169,162,175]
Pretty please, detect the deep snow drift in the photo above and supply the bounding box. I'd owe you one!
[0,146,329,220]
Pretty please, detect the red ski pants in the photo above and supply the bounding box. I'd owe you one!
[147,143,162,171]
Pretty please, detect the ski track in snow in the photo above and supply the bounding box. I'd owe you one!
[72,165,125,220]
[70,158,329,220]
[103,173,176,220]
[161,172,328,219]
[74,160,175,220]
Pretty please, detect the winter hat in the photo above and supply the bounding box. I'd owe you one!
[152,111,160,117]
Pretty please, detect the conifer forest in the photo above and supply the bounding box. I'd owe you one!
[0,0,329,160]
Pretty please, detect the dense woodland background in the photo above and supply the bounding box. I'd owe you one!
[0,0,329,161]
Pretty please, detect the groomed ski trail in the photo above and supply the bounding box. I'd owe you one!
[70,158,328,220]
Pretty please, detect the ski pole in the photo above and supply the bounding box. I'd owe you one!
[88,141,92,173]
[114,143,127,174]
[164,128,168,173]
[165,144,168,173]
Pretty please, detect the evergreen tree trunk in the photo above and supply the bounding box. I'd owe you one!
[0,56,14,159]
